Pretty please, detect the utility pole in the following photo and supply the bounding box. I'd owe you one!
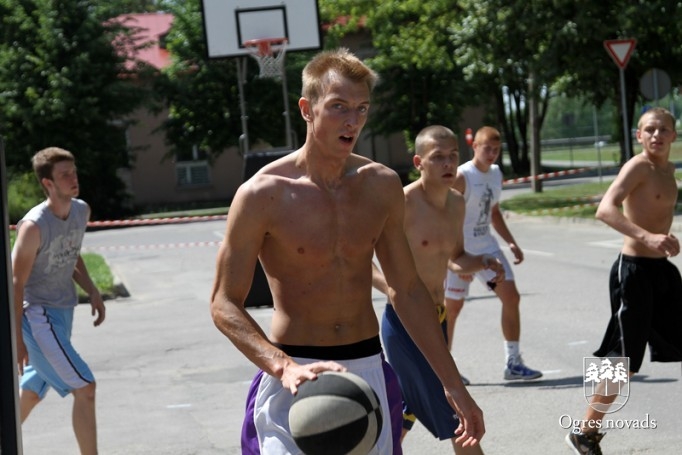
[528,73,542,193]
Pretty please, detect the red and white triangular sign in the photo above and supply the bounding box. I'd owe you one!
[604,39,636,69]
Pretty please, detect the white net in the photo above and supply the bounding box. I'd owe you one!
[246,39,287,79]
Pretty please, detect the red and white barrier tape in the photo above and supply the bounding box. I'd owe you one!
[9,214,226,231]
[87,215,226,228]
[503,167,592,185]
[84,241,222,252]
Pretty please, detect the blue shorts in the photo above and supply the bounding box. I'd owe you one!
[381,303,460,440]
[241,336,403,454]
[21,305,94,398]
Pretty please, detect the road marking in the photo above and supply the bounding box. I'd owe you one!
[501,245,555,257]
[522,248,554,257]
[166,404,192,409]
[567,340,588,346]
[588,239,622,249]
[502,246,553,257]
[541,369,562,375]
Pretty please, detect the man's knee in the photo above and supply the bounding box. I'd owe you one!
[445,298,465,318]
[497,283,520,307]
[20,388,42,406]
[73,381,96,402]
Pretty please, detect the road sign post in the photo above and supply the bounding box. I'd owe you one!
[604,39,636,161]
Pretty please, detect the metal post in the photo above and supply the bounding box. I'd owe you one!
[236,57,250,155]
[593,106,603,184]
[280,66,293,150]
[0,137,23,453]
[528,73,542,193]
[619,68,632,161]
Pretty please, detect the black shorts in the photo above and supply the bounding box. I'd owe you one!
[594,254,682,372]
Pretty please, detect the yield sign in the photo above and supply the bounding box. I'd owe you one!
[604,39,636,69]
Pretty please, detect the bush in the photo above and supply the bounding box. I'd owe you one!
[8,172,44,224]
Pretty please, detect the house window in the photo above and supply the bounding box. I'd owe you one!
[176,145,210,187]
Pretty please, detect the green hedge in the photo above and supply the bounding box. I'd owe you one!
[7,172,44,224]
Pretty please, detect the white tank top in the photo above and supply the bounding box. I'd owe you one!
[458,161,502,254]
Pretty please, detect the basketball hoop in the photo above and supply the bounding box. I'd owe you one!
[244,38,287,79]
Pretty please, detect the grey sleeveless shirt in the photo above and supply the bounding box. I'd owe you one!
[17,199,89,309]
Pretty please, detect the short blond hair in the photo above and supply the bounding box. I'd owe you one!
[414,125,457,157]
[301,48,378,105]
[638,107,676,130]
[474,126,501,144]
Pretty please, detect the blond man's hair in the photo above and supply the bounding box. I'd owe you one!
[638,107,676,130]
[474,126,501,144]
[301,48,378,105]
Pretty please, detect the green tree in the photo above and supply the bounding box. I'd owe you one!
[153,0,308,161]
[367,0,476,146]
[451,0,580,176]
[321,0,479,149]
[551,0,682,163]
[0,0,150,219]
[94,0,160,19]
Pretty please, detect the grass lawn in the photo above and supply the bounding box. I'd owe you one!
[500,181,610,218]
[541,140,682,164]
[501,171,682,218]
[80,253,116,301]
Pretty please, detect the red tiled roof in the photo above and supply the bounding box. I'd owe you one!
[112,12,173,71]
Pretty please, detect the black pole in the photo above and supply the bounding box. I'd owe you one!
[0,136,23,453]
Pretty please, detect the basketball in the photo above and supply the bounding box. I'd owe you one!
[289,371,383,455]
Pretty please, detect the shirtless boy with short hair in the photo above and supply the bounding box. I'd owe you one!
[566,107,682,454]
[377,125,503,454]
[210,49,484,454]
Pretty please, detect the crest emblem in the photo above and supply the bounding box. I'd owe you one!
[583,357,630,414]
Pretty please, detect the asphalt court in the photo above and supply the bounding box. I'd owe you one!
[18,214,682,454]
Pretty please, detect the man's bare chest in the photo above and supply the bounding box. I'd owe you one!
[267,193,384,259]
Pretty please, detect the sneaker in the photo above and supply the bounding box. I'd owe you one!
[503,355,543,380]
[565,431,604,455]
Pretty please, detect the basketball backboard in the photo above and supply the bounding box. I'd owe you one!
[200,0,322,59]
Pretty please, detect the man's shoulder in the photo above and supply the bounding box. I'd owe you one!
[448,187,465,202]
[20,201,47,224]
[457,160,474,172]
[353,154,397,177]
[620,154,672,179]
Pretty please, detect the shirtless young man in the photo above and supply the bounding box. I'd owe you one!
[444,126,542,382]
[566,108,682,454]
[376,126,503,454]
[210,49,484,454]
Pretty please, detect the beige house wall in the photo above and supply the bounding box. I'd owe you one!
[122,106,243,209]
